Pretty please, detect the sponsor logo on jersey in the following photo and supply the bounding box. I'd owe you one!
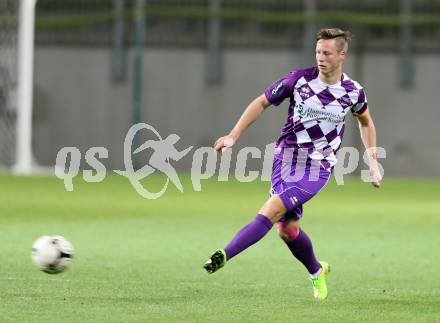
[296,102,344,123]
[295,102,306,117]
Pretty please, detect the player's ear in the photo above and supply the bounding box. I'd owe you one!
[339,50,347,60]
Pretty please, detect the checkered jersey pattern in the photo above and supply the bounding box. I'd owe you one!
[264,67,368,171]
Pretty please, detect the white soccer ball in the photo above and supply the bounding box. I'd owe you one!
[31,235,74,274]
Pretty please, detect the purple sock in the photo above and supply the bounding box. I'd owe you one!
[284,229,321,274]
[224,214,273,260]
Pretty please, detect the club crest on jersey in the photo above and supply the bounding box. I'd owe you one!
[337,95,352,108]
[298,85,313,99]
[272,82,284,95]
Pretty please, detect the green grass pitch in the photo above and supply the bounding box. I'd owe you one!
[0,174,439,322]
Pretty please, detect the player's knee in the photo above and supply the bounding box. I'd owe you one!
[276,222,300,241]
[259,195,287,223]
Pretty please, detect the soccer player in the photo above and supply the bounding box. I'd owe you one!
[203,28,382,300]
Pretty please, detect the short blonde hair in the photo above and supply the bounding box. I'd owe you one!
[316,28,352,52]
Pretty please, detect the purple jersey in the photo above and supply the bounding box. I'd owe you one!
[265,67,368,171]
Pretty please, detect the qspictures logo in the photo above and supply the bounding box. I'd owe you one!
[55,123,385,199]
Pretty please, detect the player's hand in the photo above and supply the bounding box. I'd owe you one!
[369,164,382,188]
[214,135,236,153]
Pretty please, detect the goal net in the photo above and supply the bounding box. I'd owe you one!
[0,0,18,169]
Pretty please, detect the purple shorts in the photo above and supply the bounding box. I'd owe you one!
[270,158,330,220]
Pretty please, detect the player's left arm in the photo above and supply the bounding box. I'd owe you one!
[356,107,382,188]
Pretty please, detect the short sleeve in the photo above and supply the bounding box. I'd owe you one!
[351,88,368,116]
[264,70,301,107]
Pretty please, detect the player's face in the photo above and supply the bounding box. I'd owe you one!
[315,39,346,75]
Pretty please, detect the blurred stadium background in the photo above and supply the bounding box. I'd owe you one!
[0,0,439,176]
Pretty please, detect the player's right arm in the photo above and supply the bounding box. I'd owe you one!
[214,94,271,152]
[214,70,299,152]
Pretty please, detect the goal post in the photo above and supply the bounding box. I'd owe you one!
[13,0,37,174]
